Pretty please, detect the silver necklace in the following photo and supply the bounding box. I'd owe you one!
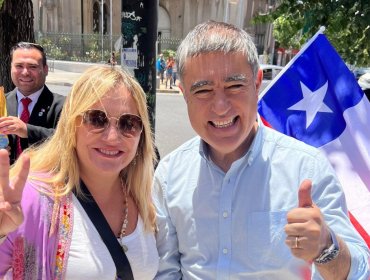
[118,185,129,252]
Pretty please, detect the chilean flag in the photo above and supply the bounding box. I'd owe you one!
[258,29,370,247]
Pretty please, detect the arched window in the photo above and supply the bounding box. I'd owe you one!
[93,2,100,33]
[92,1,108,34]
[103,3,108,34]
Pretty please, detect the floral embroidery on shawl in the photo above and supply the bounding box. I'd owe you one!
[11,237,39,280]
[54,194,73,279]
[12,237,24,280]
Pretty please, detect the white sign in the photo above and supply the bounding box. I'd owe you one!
[122,48,138,69]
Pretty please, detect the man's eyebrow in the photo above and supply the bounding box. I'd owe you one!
[225,74,247,82]
[190,80,214,92]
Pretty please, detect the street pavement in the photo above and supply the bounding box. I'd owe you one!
[46,68,181,94]
[46,69,81,87]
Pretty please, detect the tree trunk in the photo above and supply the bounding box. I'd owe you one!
[0,0,34,92]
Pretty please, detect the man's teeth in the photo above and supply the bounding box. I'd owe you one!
[99,149,119,155]
[213,118,234,128]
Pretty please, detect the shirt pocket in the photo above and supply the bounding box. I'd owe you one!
[246,211,291,270]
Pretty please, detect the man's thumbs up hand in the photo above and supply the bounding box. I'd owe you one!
[298,179,313,208]
[285,180,331,262]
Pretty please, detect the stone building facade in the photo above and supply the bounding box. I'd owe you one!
[31,0,276,57]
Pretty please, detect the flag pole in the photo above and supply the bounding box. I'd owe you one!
[259,26,326,98]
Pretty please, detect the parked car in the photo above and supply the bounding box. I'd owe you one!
[358,73,370,101]
[259,64,284,93]
[352,67,370,80]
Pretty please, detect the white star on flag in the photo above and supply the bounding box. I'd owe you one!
[288,81,333,128]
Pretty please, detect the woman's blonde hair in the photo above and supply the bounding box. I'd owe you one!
[11,65,157,231]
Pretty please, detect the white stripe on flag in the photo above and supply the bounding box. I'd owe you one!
[321,95,370,234]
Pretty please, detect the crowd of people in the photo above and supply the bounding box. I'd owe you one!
[156,53,177,89]
[0,21,369,279]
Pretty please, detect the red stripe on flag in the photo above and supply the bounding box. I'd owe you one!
[349,212,370,248]
[300,263,312,280]
[260,116,272,128]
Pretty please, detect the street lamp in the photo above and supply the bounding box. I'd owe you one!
[237,0,244,28]
[223,0,230,22]
[38,0,43,39]
[101,0,104,62]
[110,0,112,57]
[224,0,244,29]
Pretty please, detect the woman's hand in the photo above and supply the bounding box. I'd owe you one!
[0,149,30,236]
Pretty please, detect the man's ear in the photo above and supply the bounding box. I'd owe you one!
[44,64,49,76]
[255,68,263,93]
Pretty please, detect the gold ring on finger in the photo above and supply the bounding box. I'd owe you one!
[294,236,300,249]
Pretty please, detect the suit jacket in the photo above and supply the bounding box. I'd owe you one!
[6,86,65,163]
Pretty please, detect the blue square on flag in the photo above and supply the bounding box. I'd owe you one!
[258,34,365,148]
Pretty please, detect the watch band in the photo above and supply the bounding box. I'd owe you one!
[314,228,340,264]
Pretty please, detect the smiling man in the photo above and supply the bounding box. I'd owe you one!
[0,42,65,163]
[153,21,369,280]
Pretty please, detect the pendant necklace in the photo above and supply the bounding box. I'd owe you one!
[118,185,129,252]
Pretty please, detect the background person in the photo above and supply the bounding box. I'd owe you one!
[108,51,117,66]
[0,42,65,164]
[153,21,369,279]
[0,66,159,279]
[156,54,166,84]
[165,56,174,89]
[172,60,178,86]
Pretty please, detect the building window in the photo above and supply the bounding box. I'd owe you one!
[93,1,108,34]
[93,2,100,33]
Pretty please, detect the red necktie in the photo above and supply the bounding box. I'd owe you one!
[16,97,32,158]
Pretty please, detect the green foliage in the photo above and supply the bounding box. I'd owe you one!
[254,0,370,66]
[37,34,112,63]
[162,49,176,60]
[0,0,3,8]
[39,37,67,60]
[272,16,304,50]
[85,37,101,62]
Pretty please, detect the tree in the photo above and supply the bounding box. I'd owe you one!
[0,0,34,92]
[254,0,370,66]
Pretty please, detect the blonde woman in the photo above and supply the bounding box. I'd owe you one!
[0,66,158,279]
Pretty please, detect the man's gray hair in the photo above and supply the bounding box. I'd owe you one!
[176,21,259,81]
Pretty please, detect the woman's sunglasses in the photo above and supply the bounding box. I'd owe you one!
[82,109,143,138]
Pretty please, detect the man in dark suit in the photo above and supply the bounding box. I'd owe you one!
[0,42,65,163]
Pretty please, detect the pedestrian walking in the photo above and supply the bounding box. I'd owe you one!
[156,54,166,84]
[165,56,174,89]
[172,60,178,86]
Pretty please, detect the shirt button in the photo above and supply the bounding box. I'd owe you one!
[223,211,228,218]
[223,248,228,254]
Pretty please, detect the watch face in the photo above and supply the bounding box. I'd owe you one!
[314,244,339,264]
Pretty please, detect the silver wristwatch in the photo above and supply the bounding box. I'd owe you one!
[314,229,339,264]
